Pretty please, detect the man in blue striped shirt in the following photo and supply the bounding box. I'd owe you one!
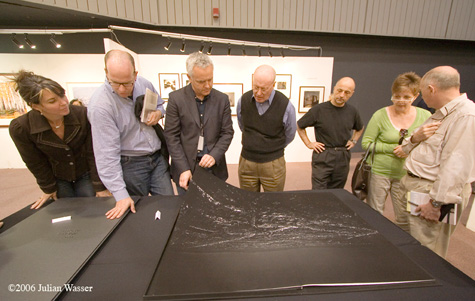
[88,50,173,219]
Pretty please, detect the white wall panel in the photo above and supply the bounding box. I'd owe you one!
[447,0,474,40]
[226,0,233,27]
[65,0,76,9]
[115,0,126,18]
[88,0,99,13]
[21,0,475,41]
[77,0,88,11]
[355,0,366,34]
[150,0,159,23]
[97,0,108,15]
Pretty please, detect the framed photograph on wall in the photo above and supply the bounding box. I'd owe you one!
[298,86,325,113]
[159,73,180,99]
[213,83,243,116]
[181,73,190,88]
[0,73,28,127]
[66,82,102,107]
[275,74,292,99]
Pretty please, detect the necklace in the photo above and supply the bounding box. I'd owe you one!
[51,118,64,129]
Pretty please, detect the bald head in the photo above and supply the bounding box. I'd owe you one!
[252,65,276,103]
[104,50,138,98]
[330,77,355,107]
[335,77,356,90]
[420,66,461,110]
[104,50,136,74]
[422,66,460,91]
[254,65,276,83]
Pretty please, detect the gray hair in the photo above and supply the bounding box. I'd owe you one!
[423,66,460,90]
[186,52,213,77]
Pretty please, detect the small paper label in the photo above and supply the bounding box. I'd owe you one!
[155,210,161,220]
[197,135,204,151]
[52,216,71,223]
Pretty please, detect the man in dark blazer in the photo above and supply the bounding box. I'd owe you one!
[164,52,234,193]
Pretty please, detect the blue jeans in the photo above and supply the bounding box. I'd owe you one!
[121,151,174,196]
[56,172,95,198]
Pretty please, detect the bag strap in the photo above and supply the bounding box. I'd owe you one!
[370,140,377,164]
[363,135,379,164]
[362,144,372,162]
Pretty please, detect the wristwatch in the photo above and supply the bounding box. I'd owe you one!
[430,199,443,208]
[350,139,357,144]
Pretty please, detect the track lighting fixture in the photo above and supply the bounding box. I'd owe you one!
[164,37,172,50]
[198,41,204,53]
[258,46,261,57]
[268,47,272,58]
[281,48,285,58]
[242,45,246,56]
[207,43,213,55]
[50,34,61,48]
[227,44,231,56]
[11,34,24,48]
[24,34,36,49]
[180,39,186,52]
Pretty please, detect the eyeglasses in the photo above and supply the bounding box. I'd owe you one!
[399,128,408,145]
[391,95,415,102]
[108,80,135,88]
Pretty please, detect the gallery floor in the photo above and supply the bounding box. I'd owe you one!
[1,154,474,280]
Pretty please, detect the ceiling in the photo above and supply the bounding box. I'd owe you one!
[1,0,474,41]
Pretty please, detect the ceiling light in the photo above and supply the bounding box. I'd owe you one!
[268,47,272,58]
[207,43,213,55]
[50,34,61,48]
[164,38,172,51]
[258,46,261,57]
[11,34,24,48]
[242,45,246,56]
[180,39,186,52]
[198,41,204,53]
[227,44,231,56]
[24,34,36,49]
[281,48,285,58]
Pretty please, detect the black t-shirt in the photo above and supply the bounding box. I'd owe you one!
[297,101,363,147]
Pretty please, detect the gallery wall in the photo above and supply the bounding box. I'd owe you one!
[0,52,333,168]
[1,27,474,168]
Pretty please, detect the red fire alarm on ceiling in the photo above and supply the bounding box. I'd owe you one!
[213,8,219,18]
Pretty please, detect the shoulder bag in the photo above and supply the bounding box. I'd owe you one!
[351,141,376,200]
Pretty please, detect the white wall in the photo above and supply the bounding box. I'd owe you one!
[0,53,333,168]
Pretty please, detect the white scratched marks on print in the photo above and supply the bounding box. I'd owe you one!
[170,183,378,251]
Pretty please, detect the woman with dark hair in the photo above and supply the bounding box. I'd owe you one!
[9,70,110,209]
[69,98,84,106]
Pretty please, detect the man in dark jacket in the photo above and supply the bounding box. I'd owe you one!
[164,52,234,194]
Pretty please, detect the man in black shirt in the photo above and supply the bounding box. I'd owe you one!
[297,77,364,190]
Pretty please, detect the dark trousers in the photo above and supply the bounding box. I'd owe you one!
[311,148,351,190]
[56,172,95,198]
[121,151,174,196]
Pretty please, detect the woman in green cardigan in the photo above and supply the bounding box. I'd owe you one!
[362,72,431,232]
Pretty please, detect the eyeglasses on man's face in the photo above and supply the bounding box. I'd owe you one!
[108,80,135,88]
[399,128,408,145]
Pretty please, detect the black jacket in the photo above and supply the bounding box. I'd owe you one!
[9,105,105,193]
